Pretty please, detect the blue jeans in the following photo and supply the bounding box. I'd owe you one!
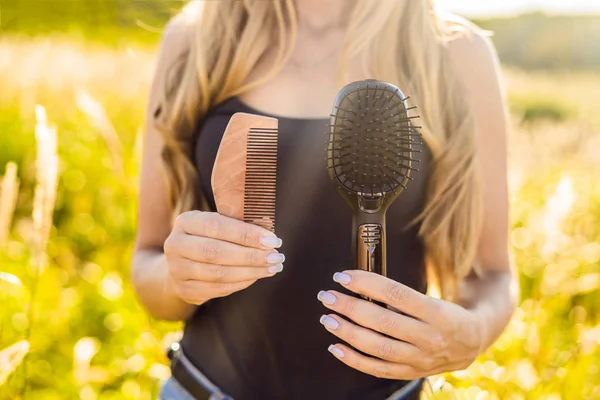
[159,375,424,400]
[160,377,216,400]
[161,345,423,400]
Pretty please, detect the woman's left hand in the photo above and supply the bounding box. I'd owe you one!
[317,270,485,380]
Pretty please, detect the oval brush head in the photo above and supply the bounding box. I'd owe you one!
[326,79,421,283]
[327,79,421,202]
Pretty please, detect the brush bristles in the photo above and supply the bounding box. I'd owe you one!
[244,128,278,232]
[328,81,421,195]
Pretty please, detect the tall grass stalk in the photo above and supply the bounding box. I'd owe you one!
[0,340,30,386]
[0,162,19,247]
[21,105,59,395]
[31,105,59,273]
[76,90,128,185]
[0,163,22,391]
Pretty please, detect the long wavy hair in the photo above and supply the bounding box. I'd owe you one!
[155,0,483,300]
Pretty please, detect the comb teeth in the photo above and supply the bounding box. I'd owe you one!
[244,127,278,232]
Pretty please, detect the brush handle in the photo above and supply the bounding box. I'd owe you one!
[352,212,387,305]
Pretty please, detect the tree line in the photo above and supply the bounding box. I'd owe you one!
[1,2,598,70]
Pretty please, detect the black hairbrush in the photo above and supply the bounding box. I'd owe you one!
[327,79,421,293]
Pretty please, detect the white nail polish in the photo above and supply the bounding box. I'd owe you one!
[260,236,282,249]
[328,345,345,358]
[268,264,284,274]
[266,253,285,264]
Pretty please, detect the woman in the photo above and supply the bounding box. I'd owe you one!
[132,0,517,399]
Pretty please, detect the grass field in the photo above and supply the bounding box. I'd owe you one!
[0,36,599,400]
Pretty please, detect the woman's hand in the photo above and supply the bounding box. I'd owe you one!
[317,270,485,380]
[163,211,285,305]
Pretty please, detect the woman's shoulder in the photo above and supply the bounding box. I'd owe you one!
[437,12,487,36]
[149,6,201,120]
[436,13,497,63]
[437,14,506,137]
[158,3,203,58]
[152,5,203,89]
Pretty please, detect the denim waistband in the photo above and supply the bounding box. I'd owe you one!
[165,345,423,400]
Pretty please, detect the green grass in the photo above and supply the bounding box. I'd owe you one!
[0,36,599,400]
[509,94,576,124]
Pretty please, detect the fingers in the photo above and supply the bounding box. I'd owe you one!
[317,290,431,346]
[327,340,470,379]
[326,343,419,380]
[319,313,421,366]
[165,211,285,304]
[332,270,441,323]
[170,259,283,284]
[174,211,281,249]
[166,233,285,267]
[176,279,258,305]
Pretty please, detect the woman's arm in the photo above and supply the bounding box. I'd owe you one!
[314,29,518,378]
[449,28,518,350]
[131,16,198,321]
[132,15,286,322]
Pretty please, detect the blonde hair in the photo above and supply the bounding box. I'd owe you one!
[156,0,483,300]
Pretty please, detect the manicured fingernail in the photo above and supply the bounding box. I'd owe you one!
[320,315,339,330]
[333,272,351,285]
[317,290,336,305]
[268,264,284,274]
[328,344,345,358]
[260,236,282,249]
[266,253,285,264]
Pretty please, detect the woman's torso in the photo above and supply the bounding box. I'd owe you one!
[179,95,431,400]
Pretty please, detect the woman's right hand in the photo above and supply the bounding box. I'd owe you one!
[163,211,285,305]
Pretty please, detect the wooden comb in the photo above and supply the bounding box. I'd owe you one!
[211,112,279,232]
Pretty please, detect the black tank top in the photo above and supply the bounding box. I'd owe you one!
[181,97,430,400]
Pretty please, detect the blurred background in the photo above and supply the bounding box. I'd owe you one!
[0,0,599,399]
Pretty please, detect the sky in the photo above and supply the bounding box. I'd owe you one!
[434,0,600,17]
